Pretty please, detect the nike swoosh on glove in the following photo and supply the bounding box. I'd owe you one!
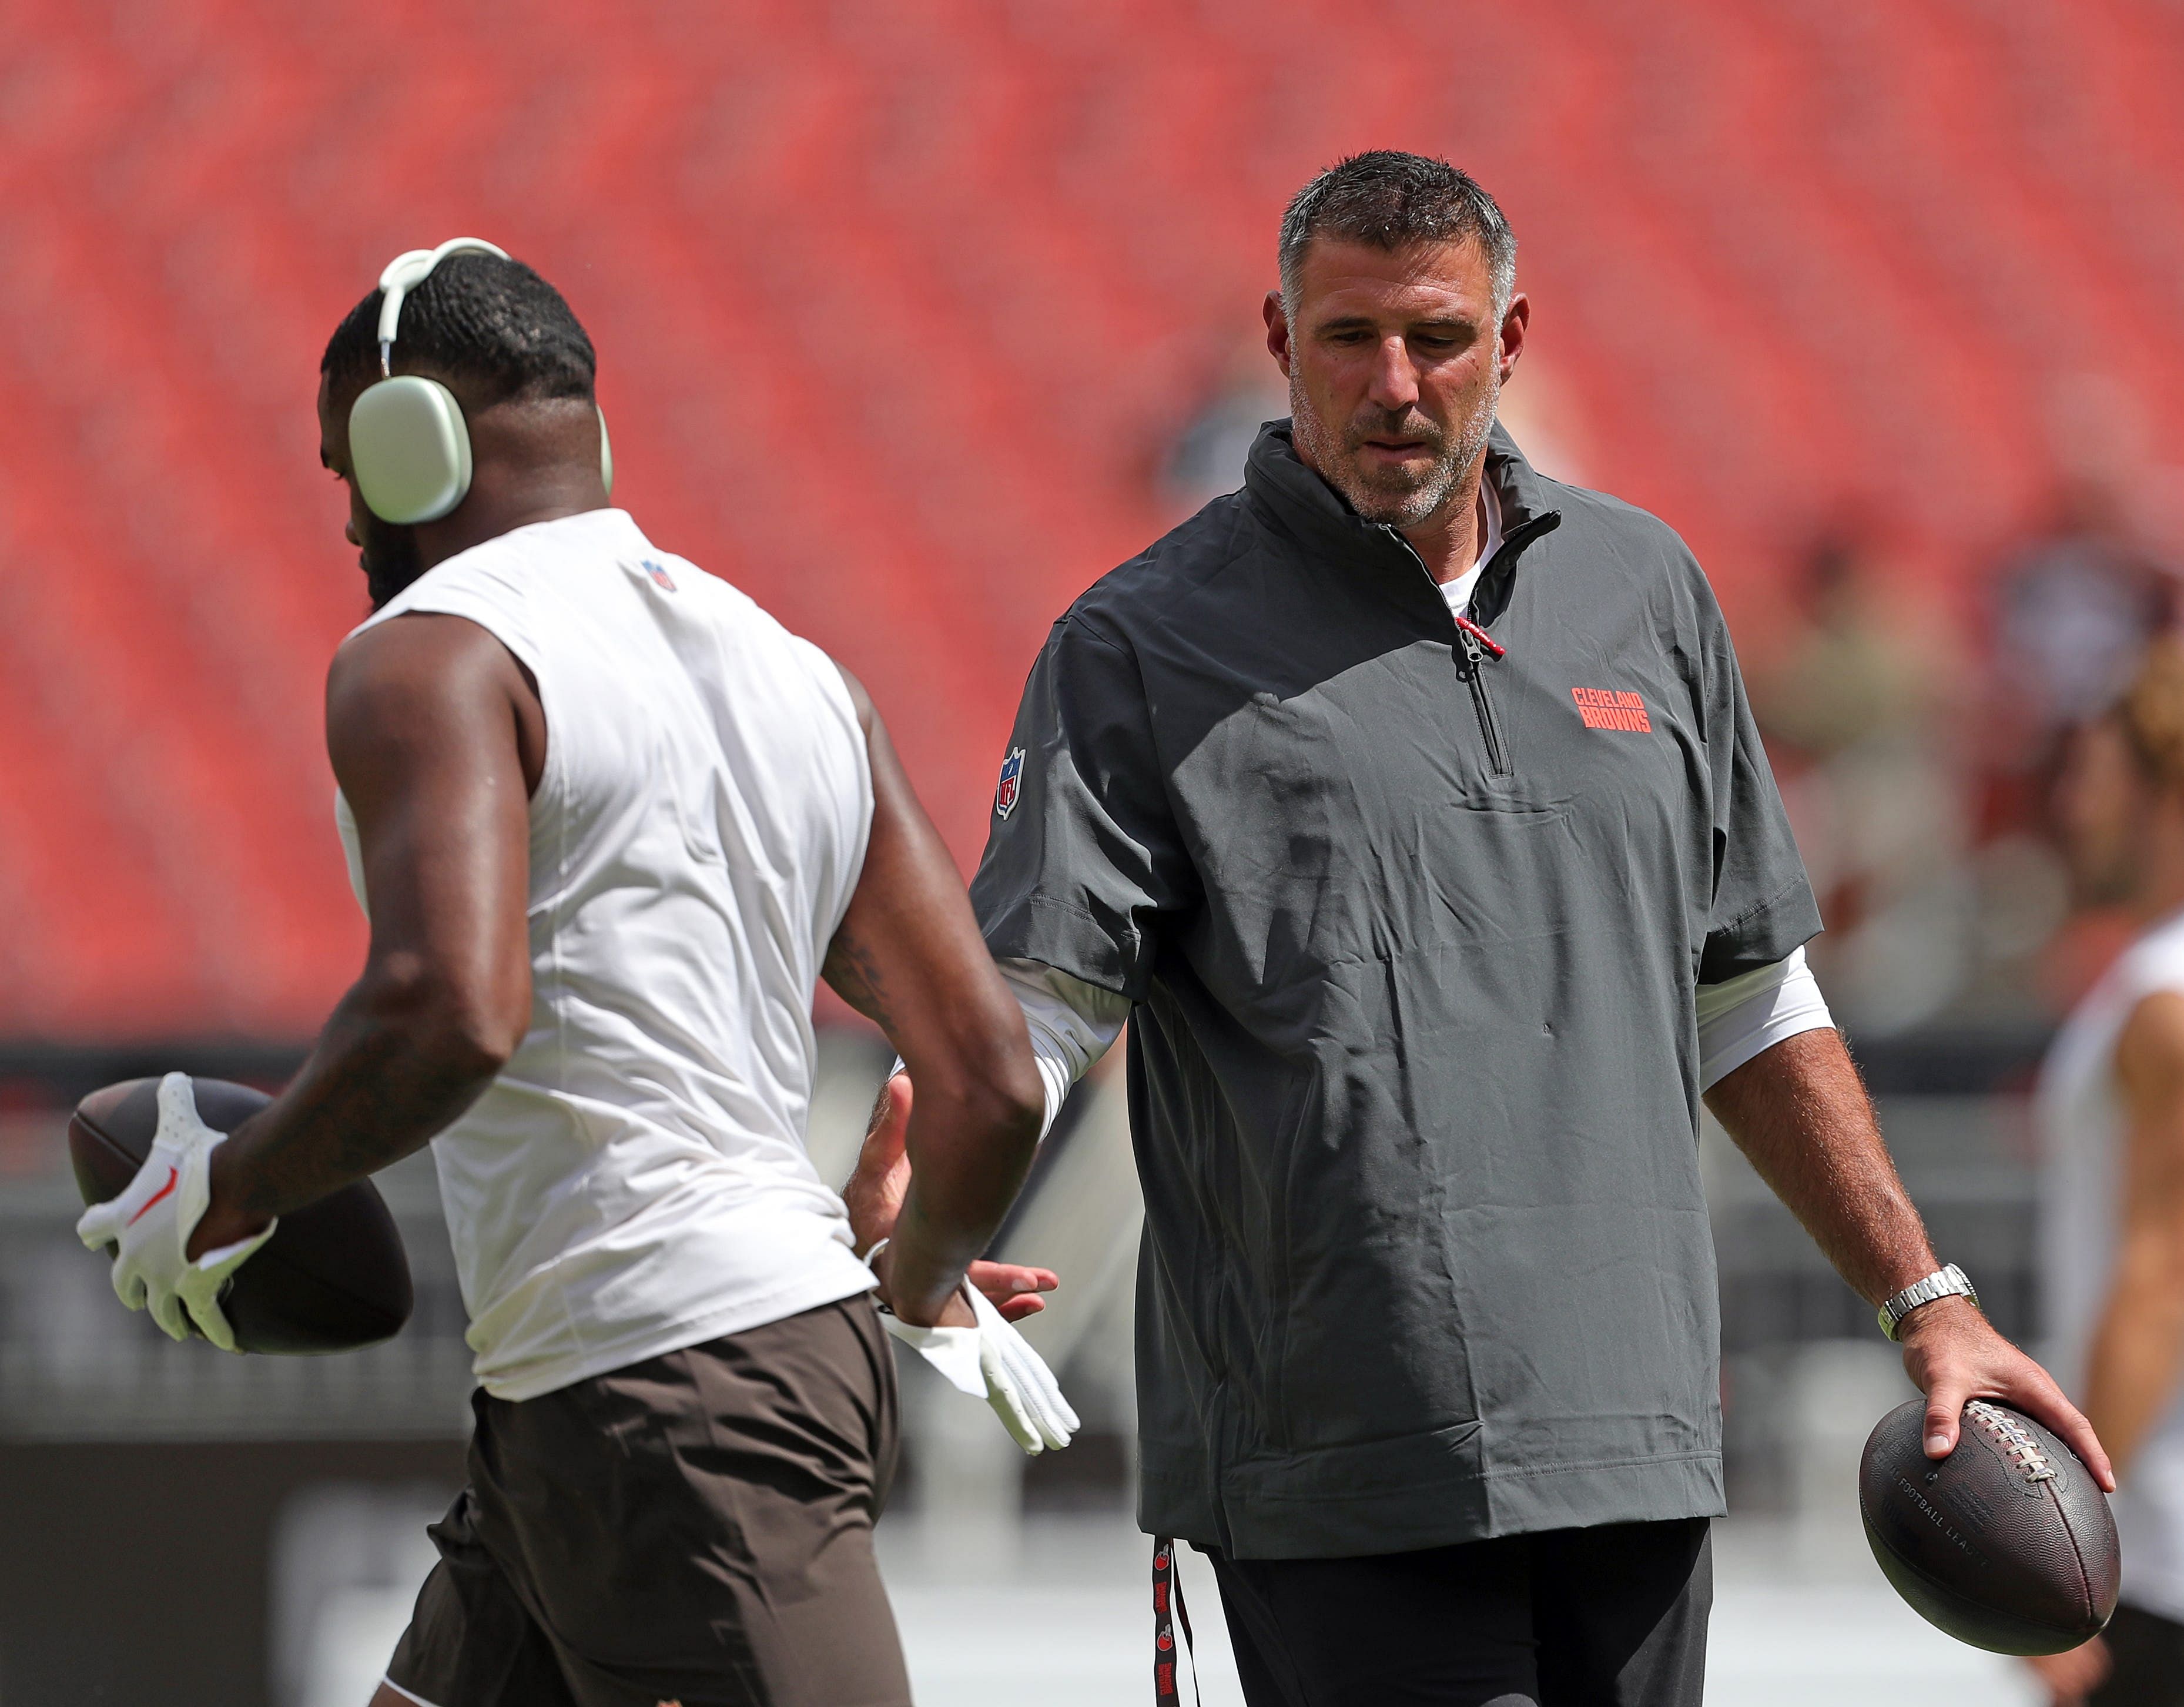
[883,1283,1081,1454]
[75,1072,277,1352]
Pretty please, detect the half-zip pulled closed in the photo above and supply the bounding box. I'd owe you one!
[1453,615,1513,778]
[1384,520,1549,784]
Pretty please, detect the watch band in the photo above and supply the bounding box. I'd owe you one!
[1877,1263,1978,1341]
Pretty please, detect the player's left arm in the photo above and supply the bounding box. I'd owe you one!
[1706,1028,2116,1489]
[2083,990,2184,1477]
[186,613,536,1256]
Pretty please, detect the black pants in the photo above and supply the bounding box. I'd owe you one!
[2093,1603,2184,1707]
[1207,1517,1711,1707]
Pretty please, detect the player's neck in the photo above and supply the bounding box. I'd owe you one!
[413,399,617,572]
[416,474,611,573]
[1401,476,1489,585]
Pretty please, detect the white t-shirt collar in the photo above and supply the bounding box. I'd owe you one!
[1438,478,1503,620]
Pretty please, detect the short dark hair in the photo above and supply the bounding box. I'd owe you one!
[1278,151,1516,314]
[321,251,597,405]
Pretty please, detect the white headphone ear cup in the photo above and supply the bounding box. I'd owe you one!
[598,407,613,497]
[350,376,473,524]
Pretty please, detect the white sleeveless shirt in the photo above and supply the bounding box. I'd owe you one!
[334,509,877,1401]
[2038,909,2184,1620]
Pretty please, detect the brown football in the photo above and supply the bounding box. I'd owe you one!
[1860,1397,2119,1655]
[70,1077,413,1355]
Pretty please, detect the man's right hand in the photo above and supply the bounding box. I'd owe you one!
[848,1073,1057,1323]
[75,1073,278,1351]
[842,1073,915,1257]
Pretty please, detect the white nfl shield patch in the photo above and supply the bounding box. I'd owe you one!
[995,747,1025,819]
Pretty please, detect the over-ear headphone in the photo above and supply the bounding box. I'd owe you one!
[348,237,613,526]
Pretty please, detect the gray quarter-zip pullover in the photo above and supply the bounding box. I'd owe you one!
[970,421,1820,1558]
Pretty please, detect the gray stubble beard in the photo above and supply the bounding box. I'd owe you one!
[1290,367,1500,530]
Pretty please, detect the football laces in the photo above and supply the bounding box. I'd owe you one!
[1965,1401,2058,1485]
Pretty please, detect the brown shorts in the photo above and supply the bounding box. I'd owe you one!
[383,1294,908,1707]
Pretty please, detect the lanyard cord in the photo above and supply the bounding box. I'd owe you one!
[1153,1537,1200,1704]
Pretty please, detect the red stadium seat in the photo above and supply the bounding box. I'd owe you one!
[0,0,2176,1035]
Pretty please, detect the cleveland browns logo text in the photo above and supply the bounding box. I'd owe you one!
[1572,687,1652,732]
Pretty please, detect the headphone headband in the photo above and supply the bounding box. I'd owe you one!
[349,236,608,526]
[373,237,511,377]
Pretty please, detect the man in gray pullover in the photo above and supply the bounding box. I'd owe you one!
[851,150,2106,1705]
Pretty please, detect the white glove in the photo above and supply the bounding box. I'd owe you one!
[75,1072,277,1352]
[879,1269,1080,1454]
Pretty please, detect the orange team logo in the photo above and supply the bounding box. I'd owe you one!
[1571,687,1653,732]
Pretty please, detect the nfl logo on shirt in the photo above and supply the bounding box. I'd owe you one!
[995,747,1025,819]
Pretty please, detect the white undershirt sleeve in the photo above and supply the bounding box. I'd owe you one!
[999,959,1130,1139]
[1693,944,1834,1092]
[886,960,1128,1143]
[889,947,1818,1127]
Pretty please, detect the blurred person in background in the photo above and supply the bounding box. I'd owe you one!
[1754,528,1972,1032]
[1999,481,2175,746]
[852,150,2111,1707]
[2033,637,2184,1706]
[1989,483,2181,1017]
[78,243,1067,1707]
[1161,332,1290,514]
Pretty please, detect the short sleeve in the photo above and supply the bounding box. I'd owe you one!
[1697,593,1823,983]
[969,615,1196,1000]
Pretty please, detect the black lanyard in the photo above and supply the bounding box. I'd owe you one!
[1153,1537,1200,1703]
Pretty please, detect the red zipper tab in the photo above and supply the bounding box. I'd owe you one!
[1453,614,1505,659]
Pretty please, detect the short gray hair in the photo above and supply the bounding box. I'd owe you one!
[1278,151,1517,318]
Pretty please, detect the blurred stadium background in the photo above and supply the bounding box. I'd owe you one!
[4,2,2182,1702]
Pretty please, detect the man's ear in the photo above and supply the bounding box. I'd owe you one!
[1498,292,1531,384]
[1264,290,1293,379]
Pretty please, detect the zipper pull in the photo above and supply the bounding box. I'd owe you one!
[1453,614,1505,662]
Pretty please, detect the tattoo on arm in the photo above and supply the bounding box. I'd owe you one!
[823,923,896,1035]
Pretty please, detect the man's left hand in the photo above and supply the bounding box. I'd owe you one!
[74,1073,277,1352]
[1898,1296,2116,1491]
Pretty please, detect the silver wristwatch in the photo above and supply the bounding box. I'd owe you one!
[1877,1263,1978,1341]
